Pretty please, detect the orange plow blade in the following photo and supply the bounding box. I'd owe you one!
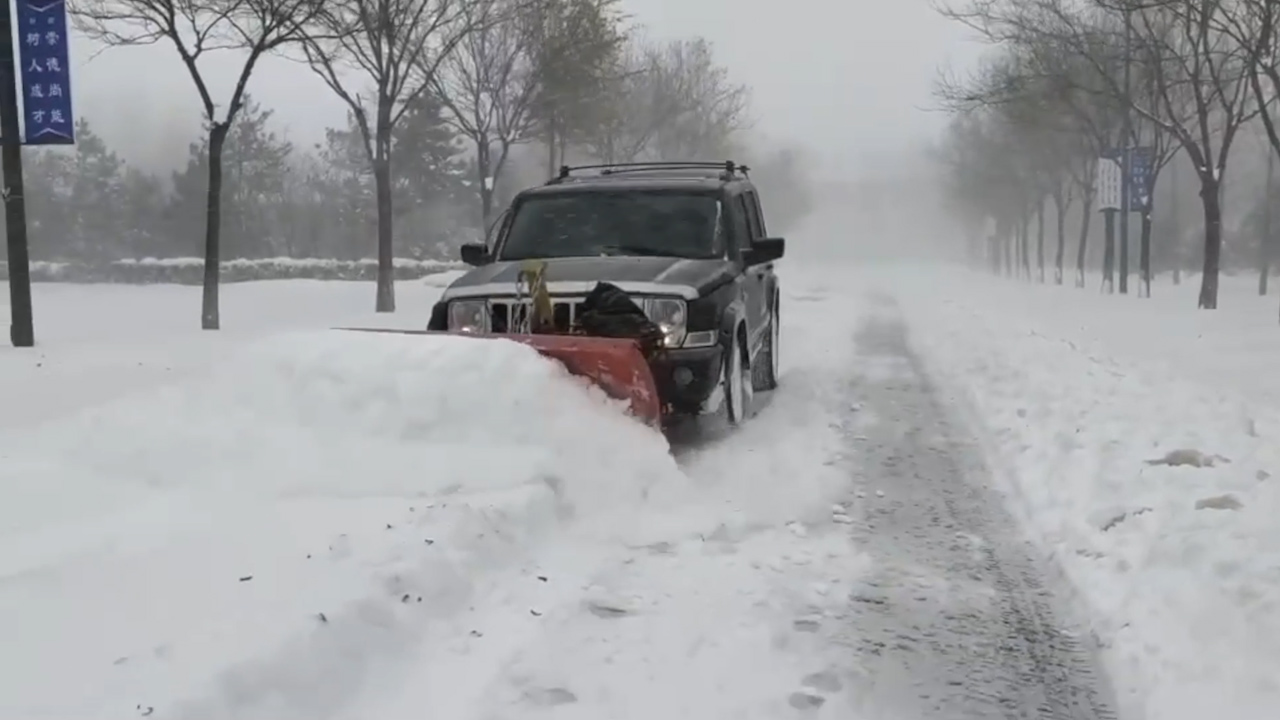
[336,328,663,427]
[504,334,662,427]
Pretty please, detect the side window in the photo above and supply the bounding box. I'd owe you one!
[732,195,752,251]
[745,191,768,238]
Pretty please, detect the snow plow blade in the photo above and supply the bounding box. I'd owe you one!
[336,328,663,427]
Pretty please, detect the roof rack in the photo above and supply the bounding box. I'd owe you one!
[546,161,750,185]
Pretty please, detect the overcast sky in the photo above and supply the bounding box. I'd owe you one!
[68,0,981,174]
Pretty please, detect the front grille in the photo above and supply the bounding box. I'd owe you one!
[489,297,587,333]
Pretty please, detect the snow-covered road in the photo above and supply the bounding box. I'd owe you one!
[3,262,1275,719]
[841,295,1114,718]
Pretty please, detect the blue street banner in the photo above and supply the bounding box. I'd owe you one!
[15,0,75,145]
[1126,146,1154,213]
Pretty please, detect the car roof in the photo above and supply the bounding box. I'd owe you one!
[518,175,743,196]
[515,162,756,199]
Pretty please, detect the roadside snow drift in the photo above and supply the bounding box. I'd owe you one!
[0,331,680,719]
[889,267,1280,720]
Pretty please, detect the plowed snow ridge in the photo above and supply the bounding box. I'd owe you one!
[0,331,682,718]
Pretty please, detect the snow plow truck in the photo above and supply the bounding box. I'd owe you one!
[351,161,785,428]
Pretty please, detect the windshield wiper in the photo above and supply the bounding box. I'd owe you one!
[598,244,677,257]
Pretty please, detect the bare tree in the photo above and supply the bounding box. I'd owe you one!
[1214,0,1280,314]
[939,0,1258,308]
[1218,0,1280,155]
[432,0,539,227]
[579,36,664,163]
[74,0,325,329]
[1057,0,1256,307]
[301,0,477,312]
[577,35,749,164]
[936,44,1113,285]
[526,0,626,174]
[646,38,750,160]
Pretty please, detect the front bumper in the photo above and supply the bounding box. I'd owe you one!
[430,298,726,416]
[651,344,723,415]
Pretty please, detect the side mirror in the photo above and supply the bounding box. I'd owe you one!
[744,237,785,265]
[460,242,491,266]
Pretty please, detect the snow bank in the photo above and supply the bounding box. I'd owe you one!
[0,278,445,429]
[0,256,464,284]
[890,267,1280,720]
[0,331,680,719]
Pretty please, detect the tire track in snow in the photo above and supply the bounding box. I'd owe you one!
[835,295,1119,719]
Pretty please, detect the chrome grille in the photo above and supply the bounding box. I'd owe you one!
[488,296,587,333]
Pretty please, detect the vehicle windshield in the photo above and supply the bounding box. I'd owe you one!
[497,190,723,260]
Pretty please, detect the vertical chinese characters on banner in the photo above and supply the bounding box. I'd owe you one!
[15,0,75,144]
[1127,146,1154,213]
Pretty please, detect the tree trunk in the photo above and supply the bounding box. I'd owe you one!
[1020,209,1031,279]
[1011,221,1020,276]
[546,117,557,178]
[1102,209,1116,293]
[1140,210,1153,298]
[1198,176,1223,309]
[1076,195,1092,288]
[1171,155,1181,286]
[476,140,494,230]
[1118,211,1129,294]
[1004,223,1013,276]
[1261,153,1272,296]
[1036,198,1045,283]
[373,111,395,313]
[1261,242,1271,296]
[1053,191,1067,285]
[201,123,229,330]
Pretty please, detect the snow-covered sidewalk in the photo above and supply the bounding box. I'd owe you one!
[888,266,1280,720]
[0,266,869,719]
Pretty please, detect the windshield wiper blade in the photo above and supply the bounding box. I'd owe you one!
[598,245,674,257]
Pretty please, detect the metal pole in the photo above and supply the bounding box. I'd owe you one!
[1119,5,1133,294]
[1171,149,1181,284]
[0,0,32,346]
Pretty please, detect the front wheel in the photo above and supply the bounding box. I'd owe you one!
[754,295,780,391]
[723,333,753,425]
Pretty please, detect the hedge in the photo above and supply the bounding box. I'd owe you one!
[0,257,465,284]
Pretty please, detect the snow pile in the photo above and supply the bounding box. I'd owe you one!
[0,330,679,719]
[1,256,464,284]
[1,263,876,719]
[0,278,444,429]
[363,263,874,720]
[889,267,1280,720]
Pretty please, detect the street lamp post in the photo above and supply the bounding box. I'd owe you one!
[1119,3,1133,295]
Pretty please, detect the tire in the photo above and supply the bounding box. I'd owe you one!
[754,294,780,392]
[723,329,753,426]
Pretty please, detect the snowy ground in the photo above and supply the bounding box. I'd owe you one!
[886,267,1280,720]
[0,267,868,719]
[3,263,1275,719]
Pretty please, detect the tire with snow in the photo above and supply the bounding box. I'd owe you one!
[723,329,753,426]
[754,294,780,392]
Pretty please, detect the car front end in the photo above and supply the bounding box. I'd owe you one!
[427,273,732,417]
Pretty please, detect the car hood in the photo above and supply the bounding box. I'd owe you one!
[442,256,735,298]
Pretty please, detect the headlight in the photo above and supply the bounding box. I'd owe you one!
[448,300,489,333]
[641,297,687,347]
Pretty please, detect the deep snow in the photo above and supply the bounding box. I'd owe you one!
[0,267,868,719]
[6,262,1277,719]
